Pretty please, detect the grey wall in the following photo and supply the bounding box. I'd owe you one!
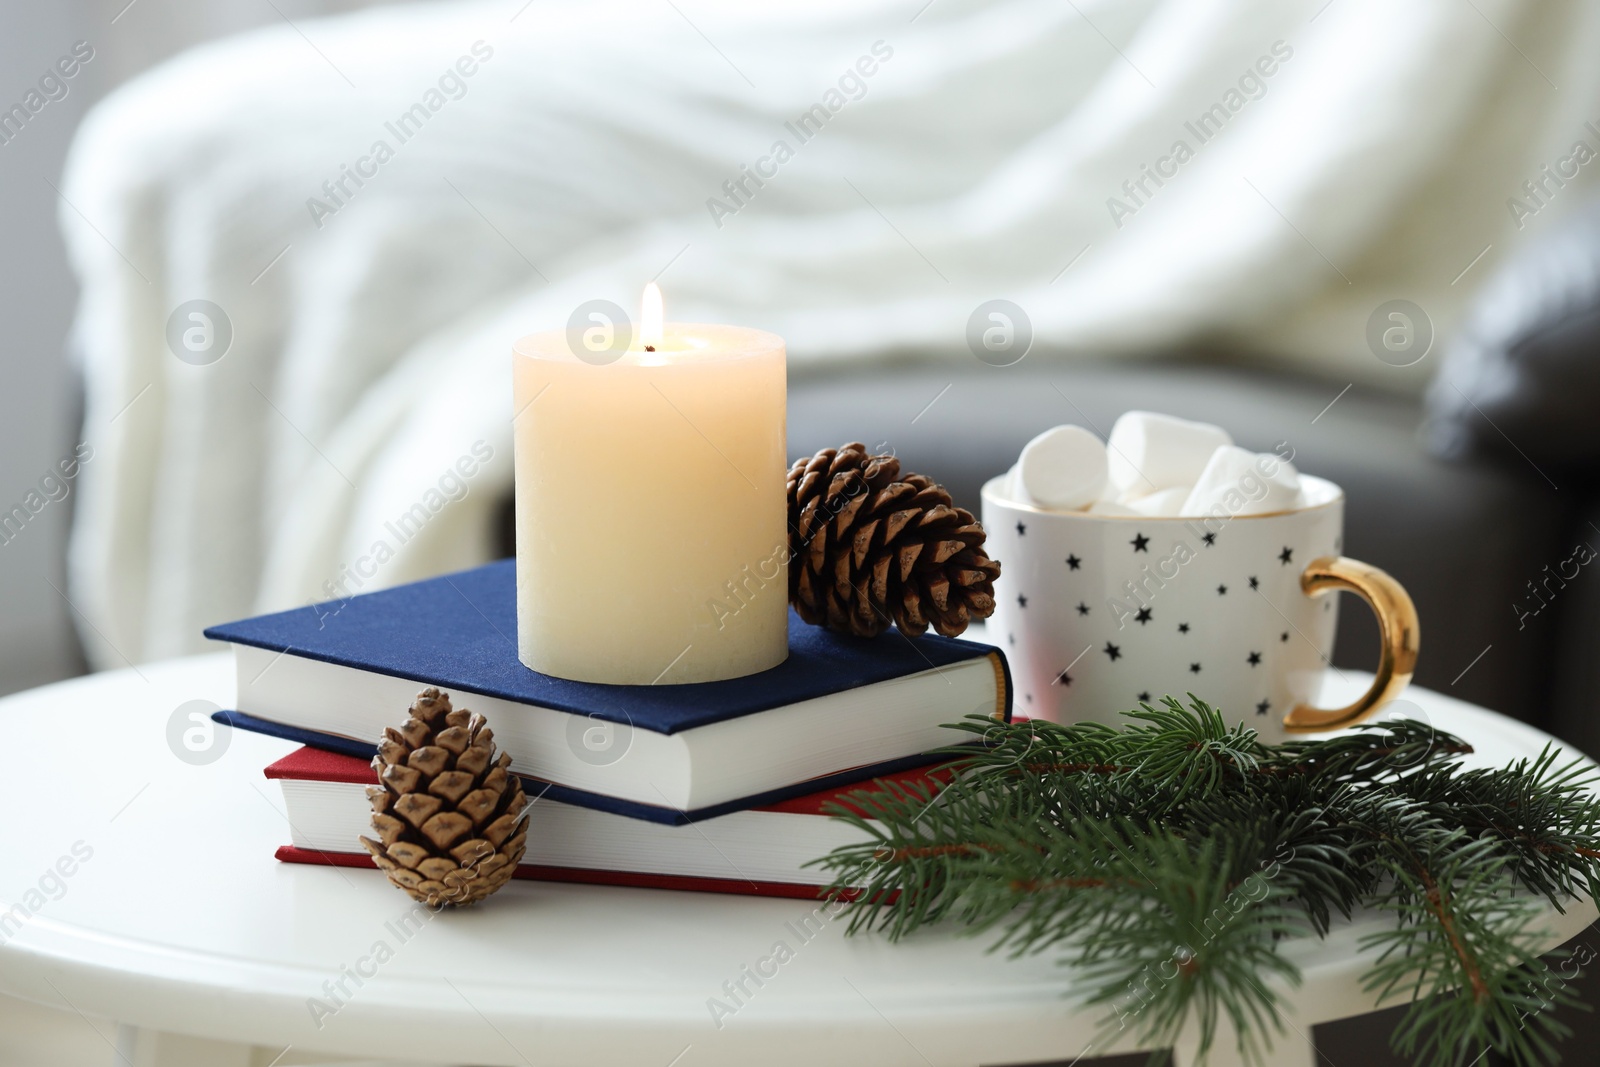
[0,2,99,695]
[0,0,398,695]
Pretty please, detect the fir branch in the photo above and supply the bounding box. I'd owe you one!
[1066,831,1304,1063]
[1269,718,1474,782]
[1361,834,1578,1066]
[1396,746,1600,909]
[813,699,1600,1067]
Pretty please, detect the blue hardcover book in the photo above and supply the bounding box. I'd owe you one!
[206,560,1009,825]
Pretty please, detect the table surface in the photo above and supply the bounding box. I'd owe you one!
[0,653,1592,1067]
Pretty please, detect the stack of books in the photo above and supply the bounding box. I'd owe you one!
[207,560,1011,899]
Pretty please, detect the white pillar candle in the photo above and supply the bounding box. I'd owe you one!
[513,285,789,684]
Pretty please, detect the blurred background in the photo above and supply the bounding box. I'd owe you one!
[4,0,1600,1063]
[12,0,1600,739]
[1,0,385,695]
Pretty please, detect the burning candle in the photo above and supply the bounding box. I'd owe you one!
[512,285,789,684]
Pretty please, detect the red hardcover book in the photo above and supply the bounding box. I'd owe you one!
[267,747,949,899]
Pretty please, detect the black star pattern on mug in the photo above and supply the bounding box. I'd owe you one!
[1134,607,1153,625]
[1017,594,1028,608]
[1279,546,1294,565]
[1248,575,1259,590]
[1178,622,1190,634]
[1280,632,1289,642]
[1189,662,1202,674]
[1054,670,1073,687]
[1201,532,1217,547]
[1077,602,1090,616]
[1131,532,1150,553]
[1065,553,1082,570]
[1216,584,1228,596]
[1247,651,1262,667]
[1026,693,1033,703]
[1256,699,1271,716]
[1137,691,1151,703]
[1017,522,1027,536]
[1104,642,1122,661]
[1008,633,1016,646]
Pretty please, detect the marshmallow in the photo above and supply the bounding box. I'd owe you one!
[1125,486,1190,517]
[1180,446,1302,518]
[1087,499,1139,516]
[1001,464,1023,502]
[1017,425,1107,510]
[1106,411,1233,497]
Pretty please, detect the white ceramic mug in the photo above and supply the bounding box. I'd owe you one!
[981,473,1418,743]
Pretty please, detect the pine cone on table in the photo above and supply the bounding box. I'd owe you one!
[787,443,1001,638]
[360,688,528,906]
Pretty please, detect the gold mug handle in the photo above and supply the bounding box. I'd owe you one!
[1281,556,1420,733]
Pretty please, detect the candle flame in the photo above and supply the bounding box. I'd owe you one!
[640,282,664,349]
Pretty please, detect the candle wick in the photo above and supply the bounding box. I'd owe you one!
[645,345,656,352]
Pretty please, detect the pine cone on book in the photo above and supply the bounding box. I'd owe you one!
[360,688,528,906]
[787,442,1001,639]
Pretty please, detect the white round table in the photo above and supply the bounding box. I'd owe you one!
[0,654,1591,1067]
